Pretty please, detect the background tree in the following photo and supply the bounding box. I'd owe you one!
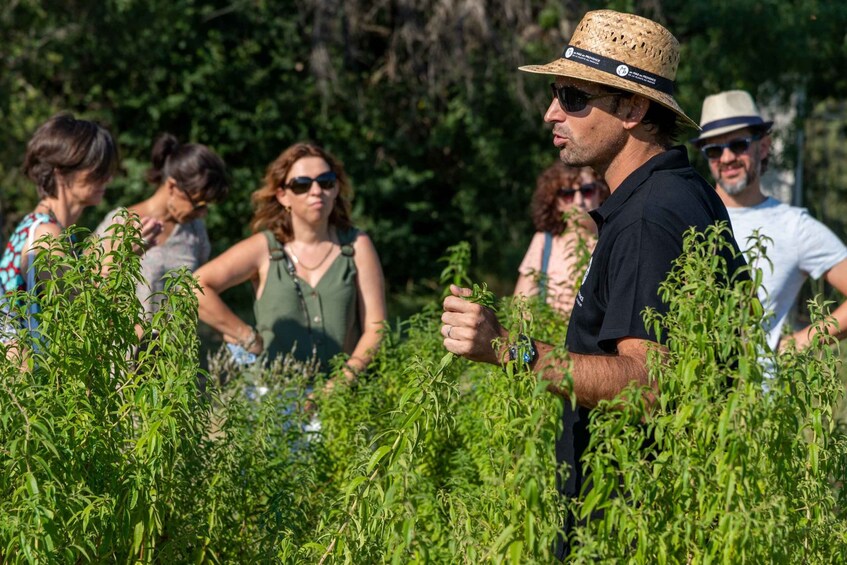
[1,0,846,315]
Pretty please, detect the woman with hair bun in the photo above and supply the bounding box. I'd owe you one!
[513,162,609,316]
[194,142,386,379]
[95,133,229,317]
[0,114,119,310]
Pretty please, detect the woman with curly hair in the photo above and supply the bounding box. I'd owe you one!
[194,142,386,377]
[513,162,609,315]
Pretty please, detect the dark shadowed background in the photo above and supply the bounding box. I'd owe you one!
[2,0,846,337]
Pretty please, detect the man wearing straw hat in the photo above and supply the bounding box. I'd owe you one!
[692,89,847,352]
[441,9,747,556]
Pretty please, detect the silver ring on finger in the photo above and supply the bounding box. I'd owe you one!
[447,325,454,339]
[141,237,149,248]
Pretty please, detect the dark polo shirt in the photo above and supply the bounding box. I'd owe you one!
[555,146,745,556]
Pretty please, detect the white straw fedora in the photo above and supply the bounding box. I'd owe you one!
[519,10,698,130]
[691,90,774,143]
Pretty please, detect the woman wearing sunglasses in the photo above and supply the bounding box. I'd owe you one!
[513,162,609,315]
[194,142,386,379]
[95,133,229,318]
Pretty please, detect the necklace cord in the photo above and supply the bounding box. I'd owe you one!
[278,250,318,357]
[288,241,334,271]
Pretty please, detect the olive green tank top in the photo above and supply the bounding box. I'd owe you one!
[255,228,361,368]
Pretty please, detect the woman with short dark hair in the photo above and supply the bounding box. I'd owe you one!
[0,114,119,305]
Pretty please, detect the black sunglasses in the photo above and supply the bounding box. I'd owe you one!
[285,171,337,194]
[557,183,597,200]
[550,83,621,113]
[700,134,764,160]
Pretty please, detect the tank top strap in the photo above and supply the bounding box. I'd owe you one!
[337,227,359,258]
[261,229,284,255]
[539,231,553,303]
[541,231,553,274]
[261,230,290,287]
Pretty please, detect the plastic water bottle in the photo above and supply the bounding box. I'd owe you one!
[227,342,257,366]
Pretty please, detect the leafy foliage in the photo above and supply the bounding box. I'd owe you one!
[3,4,847,556]
[3,226,846,562]
[569,225,847,562]
[0,220,207,561]
[307,243,566,563]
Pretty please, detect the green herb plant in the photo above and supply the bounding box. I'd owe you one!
[3,222,846,563]
[568,224,847,563]
[308,241,566,563]
[0,218,206,562]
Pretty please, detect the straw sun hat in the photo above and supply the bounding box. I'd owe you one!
[519,9,698,130]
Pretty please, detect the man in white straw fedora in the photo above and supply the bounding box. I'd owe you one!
[441,9,747,557]
[693,89,847,352]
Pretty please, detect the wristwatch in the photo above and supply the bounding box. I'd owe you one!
[508,334,538,369]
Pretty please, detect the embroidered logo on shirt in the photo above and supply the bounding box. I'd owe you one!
[581,257,593,286]
[575,257,593,308]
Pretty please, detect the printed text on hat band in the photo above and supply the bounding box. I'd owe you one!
[560,45,675,95]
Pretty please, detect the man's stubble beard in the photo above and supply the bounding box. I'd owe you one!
[558,130,625,172]
[718,176,749,196]
[717,147,762,196]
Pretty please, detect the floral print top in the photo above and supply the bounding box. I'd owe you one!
[0,212,60,295]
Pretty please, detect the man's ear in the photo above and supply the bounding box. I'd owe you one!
[759,133,772,160]
[621,95,651,130]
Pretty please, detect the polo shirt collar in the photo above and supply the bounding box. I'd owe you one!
[590,145,691,228]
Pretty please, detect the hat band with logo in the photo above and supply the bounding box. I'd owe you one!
[561,45,675,95]
[518,10,699,129]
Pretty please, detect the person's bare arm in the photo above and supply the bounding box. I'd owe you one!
[442,284,657,409]
[22,221,64,281]
[513,233,544,298]
[330,233,386,385]
[536,337,655,408]
[348,234,387,367]
[786,258,847,349]
[513,272,538,299]
[194,233,268,354]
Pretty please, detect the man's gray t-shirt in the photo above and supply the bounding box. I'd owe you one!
[727,197,847,350]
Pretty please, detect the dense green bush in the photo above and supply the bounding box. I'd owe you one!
[568,225,847,561]
[1,225,846,563]
[0,221,207,561]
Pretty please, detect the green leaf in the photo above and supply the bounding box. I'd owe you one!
[367,445,393,474]
[26,473,39,496]
[133,521,144,554]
